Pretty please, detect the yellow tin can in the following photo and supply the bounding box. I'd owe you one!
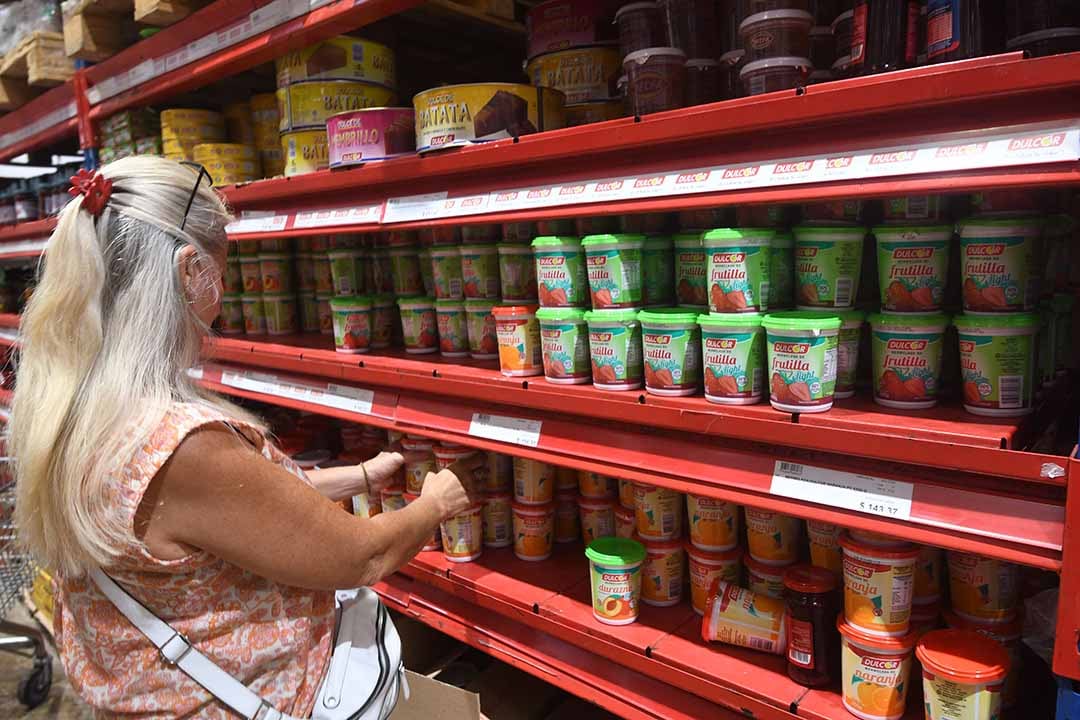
[564,99,624,127]
[277,80,398,131]
[260,148,285,178]
[282,129,329,176]
[413,83,566,153]
[526,46,621,104]
[275,35,396,89]
[161,108,227,162]
[193,143,258,185]
[251,92,281,150]
[223,102,255,144]
[193,143,256,162]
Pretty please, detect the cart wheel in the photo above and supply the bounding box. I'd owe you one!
[16,656,52,709]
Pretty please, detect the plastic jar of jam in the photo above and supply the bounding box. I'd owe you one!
[925,0,1005,63]
[851,0,919,75]
[739,56,812,96]
[832,9,855,57]
[624,47,688,115]
[685,58,722,105]
[616,2,664,57]
[809,25,837,69]
[783,564,839,687]
[718,49,745,99]
[1006,1,1080,57]
[740,10,814,63]
[659,0,719,57]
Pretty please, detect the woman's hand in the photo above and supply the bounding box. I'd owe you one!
[421,453,485,520]
[361,451,404,495]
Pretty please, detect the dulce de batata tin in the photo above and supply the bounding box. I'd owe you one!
[327,107,416,167]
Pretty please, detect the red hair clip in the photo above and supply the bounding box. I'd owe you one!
[69,168,112,217]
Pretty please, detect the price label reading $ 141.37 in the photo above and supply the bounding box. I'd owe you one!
[769,461,914,521]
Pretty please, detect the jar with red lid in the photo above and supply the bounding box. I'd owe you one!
[616,2,664,57]
[740,10,814,62]
[783,564,840,687]
[685,58,722,105]
[659,0,719,57]
[624,47,688,115]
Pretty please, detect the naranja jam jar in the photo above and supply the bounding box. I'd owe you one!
[783,564,840,687]
[624,47,688,115]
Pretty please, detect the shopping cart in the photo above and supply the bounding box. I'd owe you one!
[0,463,53,708]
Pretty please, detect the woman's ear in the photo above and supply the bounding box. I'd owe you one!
[176,245,198,299]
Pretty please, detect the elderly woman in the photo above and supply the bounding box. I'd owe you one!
[10,156,477,718]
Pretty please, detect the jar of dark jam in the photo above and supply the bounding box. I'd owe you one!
[783,564,839,687]
[851,0,920,75]
[925,0,1005,63]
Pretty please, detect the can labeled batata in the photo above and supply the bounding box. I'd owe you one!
[413,83,566,153]
[282,129,329,176]
[275,35,396,88]
[326,108,415,167]
[277,81,398,132]
[526,46,622,104]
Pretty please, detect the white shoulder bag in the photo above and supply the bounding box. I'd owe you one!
[91,570,406,720]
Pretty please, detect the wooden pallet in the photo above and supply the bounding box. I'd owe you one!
[63,0,136,62]
[134,0,200,26]
[0,32,74,86]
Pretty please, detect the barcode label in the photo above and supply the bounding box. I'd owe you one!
[907,195,928,218]
[834,278,853,307]
[999,375,1023,409]
[777,461,804,475]
[749,636,775,652]
[789,649,812,666]
[771,460,913,520]
[469,413,542,447]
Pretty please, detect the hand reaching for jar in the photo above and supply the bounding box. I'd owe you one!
[305,451,404,503]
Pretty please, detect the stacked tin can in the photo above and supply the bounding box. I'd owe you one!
[99,109,162,164]
[160,108,227,162]
[250,93,285,177]
[274,35,398,176]
[220,237,310,337]
[524,0,624,127]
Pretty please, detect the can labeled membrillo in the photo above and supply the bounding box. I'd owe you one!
[327,108,415,167]
[413,83,566,153]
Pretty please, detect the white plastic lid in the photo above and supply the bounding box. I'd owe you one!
[615,2,658,21]
[719,49,745,65]
[831,54,851,71]
[740,9,814,32]
[623,47,688,66]
[686,58,720,69]
[832,9,853,30]
[810,25,832,37]
[739,56,813,77]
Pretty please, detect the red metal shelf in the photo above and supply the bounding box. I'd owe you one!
[373,572,745,720]
[0,83,78,162]
[0,219,54,262]
[196,360,1066,571]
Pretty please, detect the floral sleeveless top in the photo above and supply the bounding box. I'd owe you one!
[55,403,334,718]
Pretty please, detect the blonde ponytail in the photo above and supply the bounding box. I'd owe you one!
[10,156,264,575]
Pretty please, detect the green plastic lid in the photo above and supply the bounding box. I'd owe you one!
[536,307,587,322]
[638,308,701,325]
[702,228,775,242]
[331,295,373,308]
[762,311,842,331]
[584,308,641,323]
[465,299,498,310]
[582,233,647,246]
[1053,293,1076,312]
[869,312,949,328]
[223,293,242,301]
[953,313,1039,329]
[793,225,866,239]
[497,243,533,253]
[673,233,703,247]
[398,296,435,309]
[531,235,582,248]
[872,223,953,234]
[435,299,466,309]
[585,536,646,566]
[771,231,794,246]
[458,244,497,254]
[698,312,765,328]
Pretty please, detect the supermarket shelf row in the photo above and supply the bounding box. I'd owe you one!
[195,360,1066,571]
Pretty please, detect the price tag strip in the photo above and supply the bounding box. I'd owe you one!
[770,460,913,521]
[219,369,374,416]
[468,413,542,448]
[0,239,48,259]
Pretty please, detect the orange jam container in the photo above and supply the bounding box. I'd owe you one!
[838,616,918,720]
[686,494,739,551]
[513,502,555,561]
[579,496,615,543]
[403,492,441,551]
[639,536,685,607]
[578,470,616,498]
[440,503,483,563]
[839,532,918,637]
[914,545,944,605]
[433,444,478,493]
[916,629,1010,720]
[946,551,1019,623]
[943,610,1022,709]
[401,436,436,494]
[702,579,787,655]
[554,490,580,543]
[745,550,789,599]
[586,537,646,626]
[556,465,579,491]
[618,478,635,509]
[744,508,801,565]
[633,484,684,541]
[513,457,555,504]
[687,543,741,615]
[614,504,636,538]
[482,492,513,548]
[806,520,844,578]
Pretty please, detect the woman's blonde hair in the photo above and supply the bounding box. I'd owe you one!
[10,156,263,576]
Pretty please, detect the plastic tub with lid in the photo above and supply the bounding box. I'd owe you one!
[687,543,741,614]
[623,47,688,115]
[953,314,1039,417]
[685,58,721,105]
[868,312,949,409]
[584,309,644,390]
[492,305,543,377]
[615,2,664,56]
[761,311,842,413]
[740,10,814,63]
[740,56,811,96]
[586,537,647,625]
[536,307,590,384]
[916,629,1010,720]
[699,313,766,405]
[639,308,702,396]
[838,616,918,720]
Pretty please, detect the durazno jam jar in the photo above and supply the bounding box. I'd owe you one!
[783,564,839,687]
[615,2,664,57]
[624,47,688,115]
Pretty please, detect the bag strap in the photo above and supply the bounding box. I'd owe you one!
[89,569,288,720]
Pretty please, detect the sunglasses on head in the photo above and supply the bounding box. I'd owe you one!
[178,161,215,231]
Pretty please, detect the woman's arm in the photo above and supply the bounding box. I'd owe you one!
[134,424,480,591]
[305,452,403,502]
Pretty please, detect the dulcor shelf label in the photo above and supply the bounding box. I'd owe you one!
[770,461,913,521]
[468,413,542,447]
[219,369,373,415]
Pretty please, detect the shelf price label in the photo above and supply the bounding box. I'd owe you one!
[770,461,913,521]
[219,370,374,415]
[468,413,542,447]
[226,213,289,235]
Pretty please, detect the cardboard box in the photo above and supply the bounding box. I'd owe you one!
[390,670,482,720]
